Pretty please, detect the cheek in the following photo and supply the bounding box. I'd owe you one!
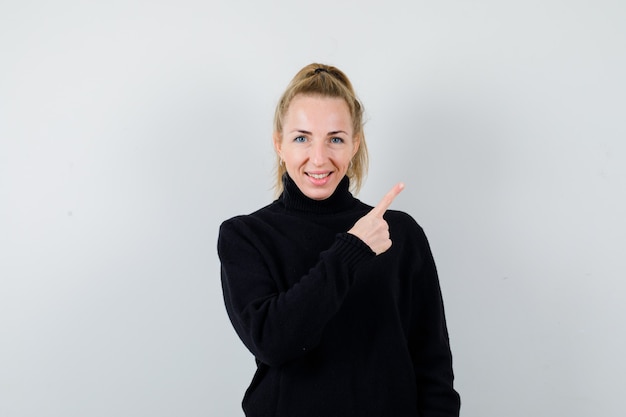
[284,149,303,164]
[341,149,355,167]
[328,155,350,175]
[283,152,306,172]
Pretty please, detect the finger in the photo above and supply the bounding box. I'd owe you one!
[370,182,405,217]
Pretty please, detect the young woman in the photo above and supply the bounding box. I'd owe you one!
[218,63,460,417]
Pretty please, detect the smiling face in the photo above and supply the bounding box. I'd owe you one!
[274,95,360,200]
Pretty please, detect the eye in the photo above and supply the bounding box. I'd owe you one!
[294,136,307,143]
[330,137,344,144]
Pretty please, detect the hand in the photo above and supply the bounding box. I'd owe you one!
[348,182,405,255]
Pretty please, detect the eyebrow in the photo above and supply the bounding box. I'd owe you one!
[289,129,348,135]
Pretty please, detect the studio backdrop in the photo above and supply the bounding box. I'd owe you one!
[1,1,625,416]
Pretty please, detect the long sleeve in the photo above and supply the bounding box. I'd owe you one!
[408,224,461,417]
[218,217,374,367]
[218,177,461,416]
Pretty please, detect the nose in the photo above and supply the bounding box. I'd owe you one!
[310,140,328,166]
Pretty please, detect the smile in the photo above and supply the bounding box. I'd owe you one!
[307,172,331,179]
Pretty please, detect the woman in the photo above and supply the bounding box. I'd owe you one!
[218,63,460,417]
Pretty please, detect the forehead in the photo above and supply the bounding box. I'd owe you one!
[284,95,352,129]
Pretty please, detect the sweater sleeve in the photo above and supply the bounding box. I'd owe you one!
[218,217,375,367]
[408,224,461,417]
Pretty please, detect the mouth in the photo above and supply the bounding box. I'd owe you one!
[305,171,334,186]
[306,172,332,180]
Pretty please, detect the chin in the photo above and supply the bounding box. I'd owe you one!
[292,170,343,200]
[303,185,337,200]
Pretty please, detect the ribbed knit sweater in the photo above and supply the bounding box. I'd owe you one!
[218,174,460,417]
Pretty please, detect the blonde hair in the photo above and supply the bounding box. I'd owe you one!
[273,63,369,195]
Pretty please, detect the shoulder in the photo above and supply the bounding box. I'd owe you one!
[220,201,278,229]
[218,203,285,264]
[379,210,438,275]
[218,201,281,245]
[352,198,428,240]
[385,209,423,232]
[384,209,431,248]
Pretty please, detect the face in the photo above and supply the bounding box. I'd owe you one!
[274,95,360,200]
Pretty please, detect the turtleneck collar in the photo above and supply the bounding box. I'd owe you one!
[279,173,356,214]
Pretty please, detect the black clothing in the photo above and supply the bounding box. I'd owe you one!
[218,175,460,417]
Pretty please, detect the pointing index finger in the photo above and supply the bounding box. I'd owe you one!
[371,182,405,217]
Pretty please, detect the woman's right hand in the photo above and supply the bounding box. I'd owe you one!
[348,182,404,255]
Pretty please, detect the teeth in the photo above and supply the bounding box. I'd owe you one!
[309,173,330,179]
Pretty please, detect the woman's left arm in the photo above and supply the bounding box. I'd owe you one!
[405,220,461,417]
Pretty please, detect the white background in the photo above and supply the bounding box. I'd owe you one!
[1,1,625,416]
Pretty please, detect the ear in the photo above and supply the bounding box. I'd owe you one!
[273,132,282,156]
[352,134,361,157]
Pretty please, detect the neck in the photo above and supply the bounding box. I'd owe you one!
[280,174,355,214]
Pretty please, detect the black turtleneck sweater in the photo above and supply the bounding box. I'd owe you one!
[218,175,460,417]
